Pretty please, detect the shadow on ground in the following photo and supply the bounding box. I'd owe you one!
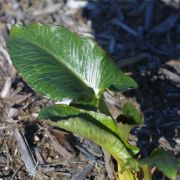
[82,0,180,157]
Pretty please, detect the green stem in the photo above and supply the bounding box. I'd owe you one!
[99,96,140,180]
[117,162,137,180]
[141,165,152,180]
[99,95,112,116]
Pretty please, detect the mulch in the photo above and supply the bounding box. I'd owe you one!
[0,0,179,179]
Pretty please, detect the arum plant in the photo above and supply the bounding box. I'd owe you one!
[8,24,179,180]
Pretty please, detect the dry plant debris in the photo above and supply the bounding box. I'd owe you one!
[0,0,179,179]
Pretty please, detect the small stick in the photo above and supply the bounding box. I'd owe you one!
[14,129,37,176]
[0,46,16,98]
[0,46,12,66]
[1,77,11,98]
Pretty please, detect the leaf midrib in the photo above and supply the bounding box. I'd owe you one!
[11,35,97,96]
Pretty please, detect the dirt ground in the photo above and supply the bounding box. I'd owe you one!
[0,0,179,179]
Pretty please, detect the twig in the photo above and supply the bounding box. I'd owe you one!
[0,46,16,98]
[13,129,37,176]
[0,46,12,66]
[1,77,11,98]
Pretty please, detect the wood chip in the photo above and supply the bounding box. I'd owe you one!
[73,164,94,180]
[45,130,74,160]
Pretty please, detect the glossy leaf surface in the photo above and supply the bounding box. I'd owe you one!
[8,24,137,105]
[39,104,138,169]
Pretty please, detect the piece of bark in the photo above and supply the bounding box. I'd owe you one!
[73,164,94,180]
[45,130,75,160]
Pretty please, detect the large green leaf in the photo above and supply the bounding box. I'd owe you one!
[8,24,137,105]
[39,104,120,141]
[140,148,180,180]
[39,104,139,155]
[39,104,139,170]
